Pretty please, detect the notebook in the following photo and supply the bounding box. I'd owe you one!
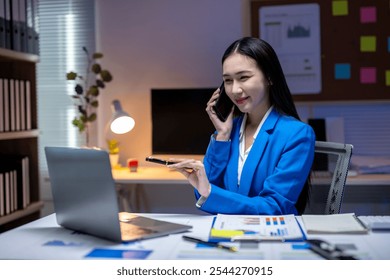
[302,213,368,234]
[45,146,192,242]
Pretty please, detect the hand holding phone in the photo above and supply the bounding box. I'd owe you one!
[145,156,176,166]
[212,82,234,122]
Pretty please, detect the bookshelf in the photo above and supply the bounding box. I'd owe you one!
[0,47,43,232]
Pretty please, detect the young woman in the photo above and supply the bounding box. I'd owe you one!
[169,37,315,215]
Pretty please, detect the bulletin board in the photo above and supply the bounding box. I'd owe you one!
[251,0,390,101]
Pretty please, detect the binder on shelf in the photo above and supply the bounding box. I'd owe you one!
[15,78,20,131]
[0,78,3,132]
[4,0,12,50]
[23,156,30,207]
[0,154,30,211]
[10,0,21,52]
[10,169,15,212]
[10,169,17,213]
[25,79,31,130]
[0,167,12,215]
[0,1,6,48]
[20,80,26,130]
[32,0,38,55]
[26,0,33,53]
[3,78,9,132]
[4,172,10,214]
[19,0,28,53]
[0,173,4,216]
[9,78,15,131]
[25,0,38,54]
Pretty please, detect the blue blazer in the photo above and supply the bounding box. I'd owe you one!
[197,108,315,215]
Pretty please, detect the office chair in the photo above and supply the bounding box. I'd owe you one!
[304,141,353,215]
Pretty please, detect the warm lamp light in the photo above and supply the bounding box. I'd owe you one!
[109,100,135,134]
[105,100,135,168]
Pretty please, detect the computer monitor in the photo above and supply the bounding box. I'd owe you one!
[151,88,216,155]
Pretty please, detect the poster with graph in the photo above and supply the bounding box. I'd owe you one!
[259,3,321,94]
[252,0,390,102]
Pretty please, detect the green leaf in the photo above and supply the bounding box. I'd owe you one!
[80,115,88,122]
[100,70,113,82]
[72,118,85,132]
[87,86,99,96]
[91,63,101,74]
[91,100,99,107]
[78,105,86,115]
[66,72,77,80]
[96,79,105,88]
[88,113,97,122]
[93,52,103,59]
[75,84,83,94]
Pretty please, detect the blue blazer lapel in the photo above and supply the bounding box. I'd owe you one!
[225,117,243,193]
[238,109,280,195]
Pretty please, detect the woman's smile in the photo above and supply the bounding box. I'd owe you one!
[235,96,249,105]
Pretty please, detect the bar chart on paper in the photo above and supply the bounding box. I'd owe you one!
[211,214,304,240]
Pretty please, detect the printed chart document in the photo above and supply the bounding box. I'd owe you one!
[210,214,304,241]
[302,213,368,234]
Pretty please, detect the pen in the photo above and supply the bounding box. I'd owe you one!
[182,235,238,252]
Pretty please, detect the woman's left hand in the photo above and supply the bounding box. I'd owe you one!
[168,159,211,197]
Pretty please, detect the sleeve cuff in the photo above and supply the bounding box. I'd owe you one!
[195,196,208,208]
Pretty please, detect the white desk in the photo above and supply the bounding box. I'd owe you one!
[112,167,191,212]
[0,213,389,260]
[112,166,188,184]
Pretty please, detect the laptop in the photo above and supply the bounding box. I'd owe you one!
[44,146,192,242]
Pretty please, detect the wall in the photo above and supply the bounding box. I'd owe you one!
[95,0,250,164]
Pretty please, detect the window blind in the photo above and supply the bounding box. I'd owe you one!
[37,0,96,196]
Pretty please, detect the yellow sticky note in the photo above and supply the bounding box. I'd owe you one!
[332,0,348,16]
[210,228,244,238]
[360,36,376,52]
[386,70,390,86]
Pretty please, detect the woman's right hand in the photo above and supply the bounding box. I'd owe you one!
[206,87,234,141]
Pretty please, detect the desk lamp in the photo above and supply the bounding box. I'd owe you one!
[106,100,135,167]
[110,99,135,134]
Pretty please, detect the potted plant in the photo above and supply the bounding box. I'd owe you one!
[66,46,113,146]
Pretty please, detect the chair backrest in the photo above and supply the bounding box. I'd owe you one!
[304,141,353,215]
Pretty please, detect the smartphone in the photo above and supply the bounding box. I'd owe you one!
[306,239,358,260]
[212,82,234,122]
[145,156,176,165]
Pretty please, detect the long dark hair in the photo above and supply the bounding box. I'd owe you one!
[222,37,310,214]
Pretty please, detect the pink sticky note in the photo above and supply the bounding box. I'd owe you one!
[360,67,377,84]
[360,7,377,23]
